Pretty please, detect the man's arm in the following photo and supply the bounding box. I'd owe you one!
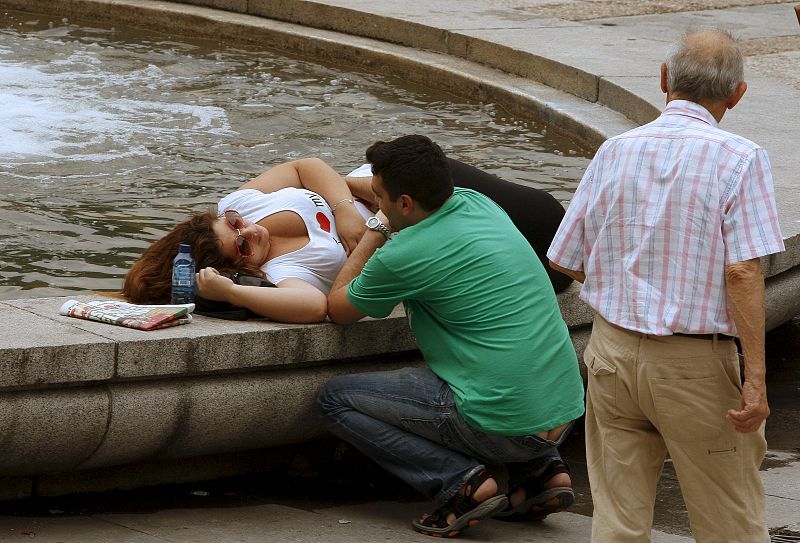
[327,228,388,324]
[549,261,585,284]
[724,258,769,433]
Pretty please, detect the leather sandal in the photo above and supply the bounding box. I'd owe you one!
[495,459,574,522]
[412,468,508,538]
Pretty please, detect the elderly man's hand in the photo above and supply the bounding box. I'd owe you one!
[726,379,769,433]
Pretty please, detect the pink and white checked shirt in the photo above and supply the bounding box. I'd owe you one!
[548,100,784,336]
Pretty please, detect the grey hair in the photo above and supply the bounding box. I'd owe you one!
[665,28,744,102]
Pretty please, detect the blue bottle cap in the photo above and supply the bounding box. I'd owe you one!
[179,243,191,252]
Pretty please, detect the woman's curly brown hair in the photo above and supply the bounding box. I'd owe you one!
[122,210,264,304]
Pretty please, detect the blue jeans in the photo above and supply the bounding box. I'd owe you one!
[317,367,569,506]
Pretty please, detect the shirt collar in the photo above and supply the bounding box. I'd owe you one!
[663,100,719,128]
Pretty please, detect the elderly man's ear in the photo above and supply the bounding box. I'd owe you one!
[726,81,747,110]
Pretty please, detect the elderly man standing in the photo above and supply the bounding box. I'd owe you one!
[548,29,784,543]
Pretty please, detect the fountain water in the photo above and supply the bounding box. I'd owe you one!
[0,8,590,300]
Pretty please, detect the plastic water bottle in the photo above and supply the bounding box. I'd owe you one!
[171,243,195,304]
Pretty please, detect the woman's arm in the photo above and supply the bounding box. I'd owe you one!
[345,174,377,207]
[196,268,327,323]
[240,158,365,253]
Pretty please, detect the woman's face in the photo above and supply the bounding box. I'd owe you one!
[212,214,270,266]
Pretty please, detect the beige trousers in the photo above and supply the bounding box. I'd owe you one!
[585,316,769,543]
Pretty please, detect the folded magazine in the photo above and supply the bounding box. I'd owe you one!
[59,299,194,331]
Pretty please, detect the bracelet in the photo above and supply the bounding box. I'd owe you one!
[331,197,355,213]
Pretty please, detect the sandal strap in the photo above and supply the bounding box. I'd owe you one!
[418,467,493,528]
[508,459,571,497]
[451,467,493,517]
[418,508,449,529]
[521,460,571,496]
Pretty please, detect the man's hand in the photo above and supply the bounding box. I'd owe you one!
[375,210,392,232]
[726,379,769,433]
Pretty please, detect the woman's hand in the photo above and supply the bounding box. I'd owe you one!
[334,203,367,255]
[345,175,377,207]
[195,267,235,301]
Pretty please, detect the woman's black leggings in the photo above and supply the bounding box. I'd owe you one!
[448,158,573,293]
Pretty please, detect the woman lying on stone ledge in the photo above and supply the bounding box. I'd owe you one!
[122,156,572,324]
[123,157,370,323]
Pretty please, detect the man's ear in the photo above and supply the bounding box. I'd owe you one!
[399,194,414,216]
[660,63,669,94]
[726,81,747,110]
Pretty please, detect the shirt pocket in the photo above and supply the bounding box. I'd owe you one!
[583,344,618,420]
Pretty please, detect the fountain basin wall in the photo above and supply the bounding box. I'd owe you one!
[0,297,424,498]
[1,0,799,498]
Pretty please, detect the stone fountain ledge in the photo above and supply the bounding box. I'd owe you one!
[0,263,799,498]
[1,0,799,498]
[0,296,423,499]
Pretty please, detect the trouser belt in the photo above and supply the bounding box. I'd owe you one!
[670,332,736,341]
[602,318,736,342]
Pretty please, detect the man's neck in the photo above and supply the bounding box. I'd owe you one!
[666,94,727,123]
[398,196,449,230]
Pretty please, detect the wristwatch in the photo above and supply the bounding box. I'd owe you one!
[366,216,392,240]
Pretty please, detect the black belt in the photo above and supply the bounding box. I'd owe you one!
[603,318,736,342]
[671,332,736,341]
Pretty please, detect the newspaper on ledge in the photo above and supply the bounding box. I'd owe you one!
[59,299,194,331]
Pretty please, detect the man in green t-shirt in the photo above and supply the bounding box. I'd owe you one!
[320,135,585,538]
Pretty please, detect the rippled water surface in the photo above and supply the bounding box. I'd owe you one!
[0,9,591,300]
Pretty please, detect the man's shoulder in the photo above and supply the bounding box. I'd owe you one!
[604,116,764,157]
[385,188,524,257]
[715,129,763,154]
[450,187,507,216]
[451,186,491,203]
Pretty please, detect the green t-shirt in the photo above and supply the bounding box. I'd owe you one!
[347,188,584,435]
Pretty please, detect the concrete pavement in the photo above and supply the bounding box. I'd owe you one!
[0,504,694,542]
[0,420,796,542]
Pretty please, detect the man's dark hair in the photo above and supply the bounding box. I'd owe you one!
[366,135,453,211]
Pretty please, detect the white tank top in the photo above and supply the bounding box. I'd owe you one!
[217,187,355,294]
